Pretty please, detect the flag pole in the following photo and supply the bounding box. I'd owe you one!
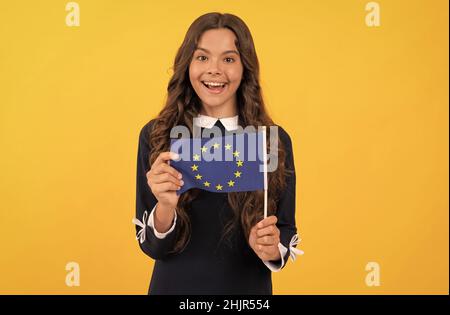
[262,126,268,219]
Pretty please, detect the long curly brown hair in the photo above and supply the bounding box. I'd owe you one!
[147,12,290,253]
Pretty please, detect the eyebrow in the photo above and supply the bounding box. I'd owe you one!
[195,47,240,56]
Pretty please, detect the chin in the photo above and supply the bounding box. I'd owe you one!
[202,95,236,109]
[201,99,226,108]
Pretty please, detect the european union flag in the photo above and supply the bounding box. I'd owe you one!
[170,131,266,195]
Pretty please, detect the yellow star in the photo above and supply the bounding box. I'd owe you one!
[227,180,235,187]
[234,171,242,178]
[236,160,244,167]
[213,143,220,149]
[203,181,210,187]
[233,150,240,157]
[216,184,223,191]
[195,174,202,180]
[201,146,208,153]
[193,154,200,161]
[191,164,199,171]
[225,143,232,150]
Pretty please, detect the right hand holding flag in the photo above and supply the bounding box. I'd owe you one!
[146,151,184,210]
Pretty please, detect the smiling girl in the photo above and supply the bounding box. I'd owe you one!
[134,12,303,295]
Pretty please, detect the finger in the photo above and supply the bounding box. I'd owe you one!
[153,163,182,179]
[256,225,278,237]
[256,235,279,246]
[248,226,256,242]
[256,215,278,229]
[152,172,184,186]
[153,152,179,168]
[153,182,181,193]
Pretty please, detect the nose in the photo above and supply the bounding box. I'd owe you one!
[207,58,222,75]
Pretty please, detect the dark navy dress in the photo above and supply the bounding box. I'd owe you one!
[134,119,298,295]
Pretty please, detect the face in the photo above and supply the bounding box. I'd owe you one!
[189,28,244,116]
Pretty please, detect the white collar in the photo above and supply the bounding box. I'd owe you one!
[194,114,239,131]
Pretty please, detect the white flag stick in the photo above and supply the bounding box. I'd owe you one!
[262,126,268,219]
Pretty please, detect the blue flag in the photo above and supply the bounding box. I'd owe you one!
[170,131,266,195]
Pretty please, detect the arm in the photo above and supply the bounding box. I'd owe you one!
[134,121,178,260]
[263,127,303,271]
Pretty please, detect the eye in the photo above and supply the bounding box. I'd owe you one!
[196,55,208,61]
[224,57,235,63]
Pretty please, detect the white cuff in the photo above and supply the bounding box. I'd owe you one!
[263,242,288,272]
[262,234,304,272]
[147,204,177,239]
[132,204,177,242]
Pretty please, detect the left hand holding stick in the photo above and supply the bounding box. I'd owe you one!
[248,215,281,261]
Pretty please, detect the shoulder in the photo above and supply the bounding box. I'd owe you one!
[139,119,158,145]
[274,124,293,148]
[274,124,295,170]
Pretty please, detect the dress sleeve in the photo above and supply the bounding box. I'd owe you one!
[264,126,304,270]
[133,121,179,260]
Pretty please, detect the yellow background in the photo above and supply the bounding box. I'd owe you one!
[0,0,448,294]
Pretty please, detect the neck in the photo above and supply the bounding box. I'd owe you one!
[200,102,238,119]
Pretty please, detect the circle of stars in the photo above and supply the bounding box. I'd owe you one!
[190,141,244,191]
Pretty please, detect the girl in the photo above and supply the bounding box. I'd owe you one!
[134,12,302,295]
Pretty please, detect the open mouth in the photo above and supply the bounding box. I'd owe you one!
[201,81,227,94]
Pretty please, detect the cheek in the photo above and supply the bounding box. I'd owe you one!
[189,63,202,84]
[227,67,243,89]
[229,62,243,80]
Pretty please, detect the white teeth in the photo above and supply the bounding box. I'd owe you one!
[203,81,226,87]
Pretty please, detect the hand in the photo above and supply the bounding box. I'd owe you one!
[248,215,281,261]
[146,151,183,210]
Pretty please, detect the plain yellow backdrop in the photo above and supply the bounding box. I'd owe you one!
[0,0,448,294]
